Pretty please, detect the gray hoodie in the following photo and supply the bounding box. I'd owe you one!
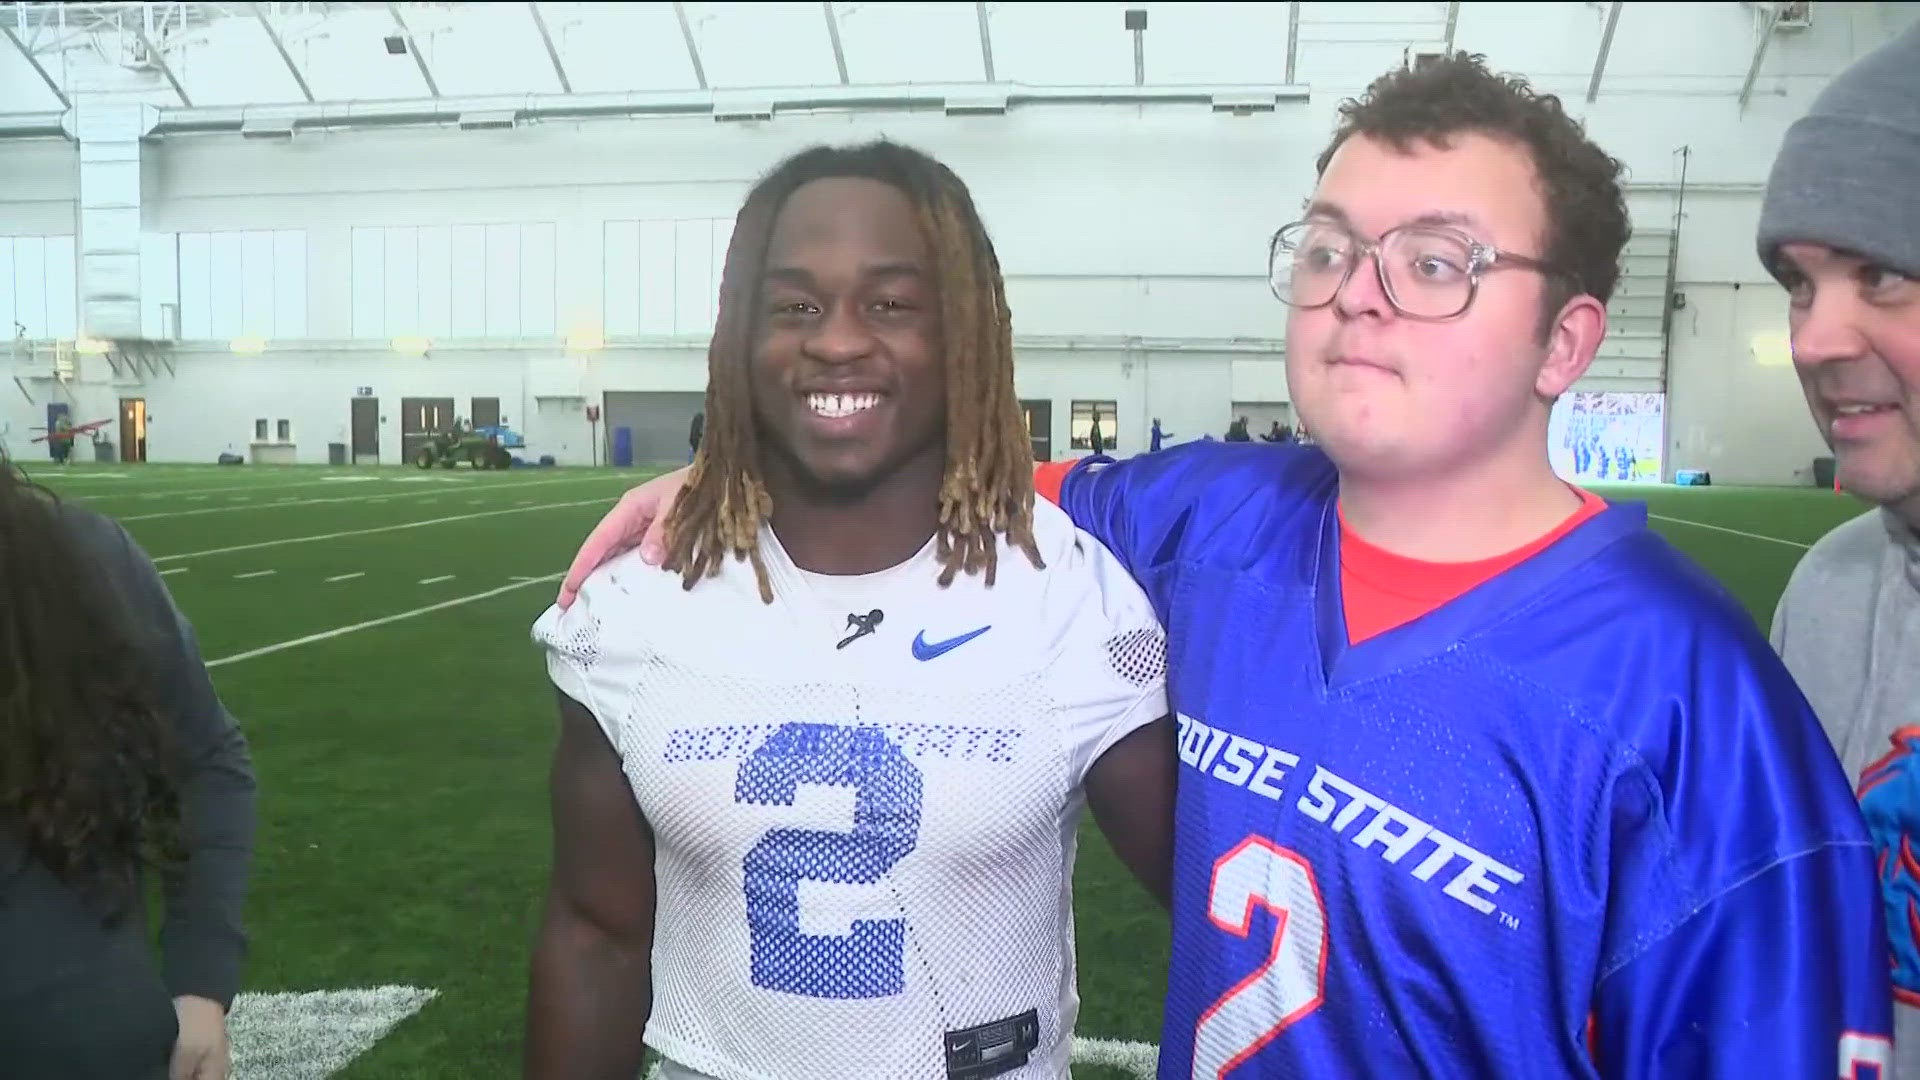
[1771,506,1920,1070]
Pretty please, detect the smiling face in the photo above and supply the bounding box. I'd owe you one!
[749,176,947,501]
[1284,131,1599,485]
[1774,242,1920,523]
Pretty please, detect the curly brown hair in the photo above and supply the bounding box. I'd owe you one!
[0,458,180,918]
[1315,52,1631,333]
[663,141,1043,603]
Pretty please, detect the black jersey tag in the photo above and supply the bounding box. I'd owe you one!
[943,1009,1041,1080]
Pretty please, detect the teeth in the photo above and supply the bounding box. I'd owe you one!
[1837,404,1891,416]
[808,392,880,418]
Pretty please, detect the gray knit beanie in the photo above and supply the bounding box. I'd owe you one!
[1757,20,1920,277]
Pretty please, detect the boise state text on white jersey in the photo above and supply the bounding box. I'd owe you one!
[532,498,1169,1080]
[1058,441,1891,1080]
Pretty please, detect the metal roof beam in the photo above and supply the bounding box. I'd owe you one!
[387,3,440,99]
[976,2,995,82]
[1285,1,1300,84]
[1587,1,1623,102]
[822,2,849,84]
[528,2,572,95]
[674,2,708,90]
[251,3,314,103]
[132,21,191,107]
[1,25,70,110]
[1738,1,1786,111]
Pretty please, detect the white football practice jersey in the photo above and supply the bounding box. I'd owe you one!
[531,497,1168,1080]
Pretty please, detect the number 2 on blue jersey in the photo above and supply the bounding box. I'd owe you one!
[1195,836,1330,1078]
[735,722,923,999]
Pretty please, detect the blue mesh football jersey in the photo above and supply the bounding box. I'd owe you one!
[1057,441,1892,1080]
[532,499,1169,1080]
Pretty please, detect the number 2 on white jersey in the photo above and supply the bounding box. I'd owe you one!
[1193,837,1329,1079]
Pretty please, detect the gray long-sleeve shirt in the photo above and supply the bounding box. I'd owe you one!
[0,501,255,1077]
[1771,505,1920,1076]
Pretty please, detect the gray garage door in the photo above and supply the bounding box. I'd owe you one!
[602,391,709,467]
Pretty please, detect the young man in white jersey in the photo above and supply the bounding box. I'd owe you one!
[523,141,1175,1080]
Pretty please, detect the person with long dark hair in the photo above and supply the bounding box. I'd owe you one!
[0,457,255,1080]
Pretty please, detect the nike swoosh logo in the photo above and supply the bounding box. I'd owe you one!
[912,626,991,660]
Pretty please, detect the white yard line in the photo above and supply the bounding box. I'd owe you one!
[418,574,455,585]
[234,569,277,579]
[116,474,630,522]
[1070,1037,1158,1079]
[1647,513,1810,550]
[228,986,437,1080]
[206,574,560,668]
[151,498,611,563]
[325,572,366,583]
[159,567,189,576]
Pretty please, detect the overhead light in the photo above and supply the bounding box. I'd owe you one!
[945,92,1008,116]
[392,335,432,356]
[713,96,775,122]
[565,329,605,351]
[1750,331,1792,367]
[384,34,408,55]
[231,336,268,355]
[459,110,518,131]
[1211,91,1278,114]
[74,337,111,355]
[241,118,294,139]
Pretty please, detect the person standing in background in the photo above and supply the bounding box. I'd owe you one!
[1149,417,1171,452]
[0,458,256,1080]
[687,411,704,464]
[1761,21,1920,1076]
[1087,408,1105,455]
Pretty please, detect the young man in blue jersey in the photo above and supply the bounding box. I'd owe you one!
[557,56,1891,1078]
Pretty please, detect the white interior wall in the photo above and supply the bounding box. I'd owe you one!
[2,1,1914,475]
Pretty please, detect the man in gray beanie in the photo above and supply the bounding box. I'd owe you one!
[1761,16,1920,1072]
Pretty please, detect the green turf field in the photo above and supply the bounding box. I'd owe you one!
[17,462,1874,1079]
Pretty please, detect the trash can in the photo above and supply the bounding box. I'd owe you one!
[328,442,348,466]
[94,439,116,463]
[1813,456,1836,489]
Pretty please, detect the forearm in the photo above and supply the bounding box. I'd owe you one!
[524,903,653,1080]
[159,740,255,1005]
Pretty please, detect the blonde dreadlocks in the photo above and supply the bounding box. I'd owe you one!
[661,141,1042,603]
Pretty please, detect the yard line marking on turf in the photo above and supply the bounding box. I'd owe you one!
[159,567,189,576]
[325,572,366,583]
[115,474,634,522]
[1646,513,1810,550]
[419,574,455,585]
[206,574,562,668]
[227,985,437,1080]
[189,494,208,501]
[234,569,277,579]
[1071,1036,1159,1079]
[151,498,613,563]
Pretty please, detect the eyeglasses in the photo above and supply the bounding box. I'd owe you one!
[1267,219,1562,321]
